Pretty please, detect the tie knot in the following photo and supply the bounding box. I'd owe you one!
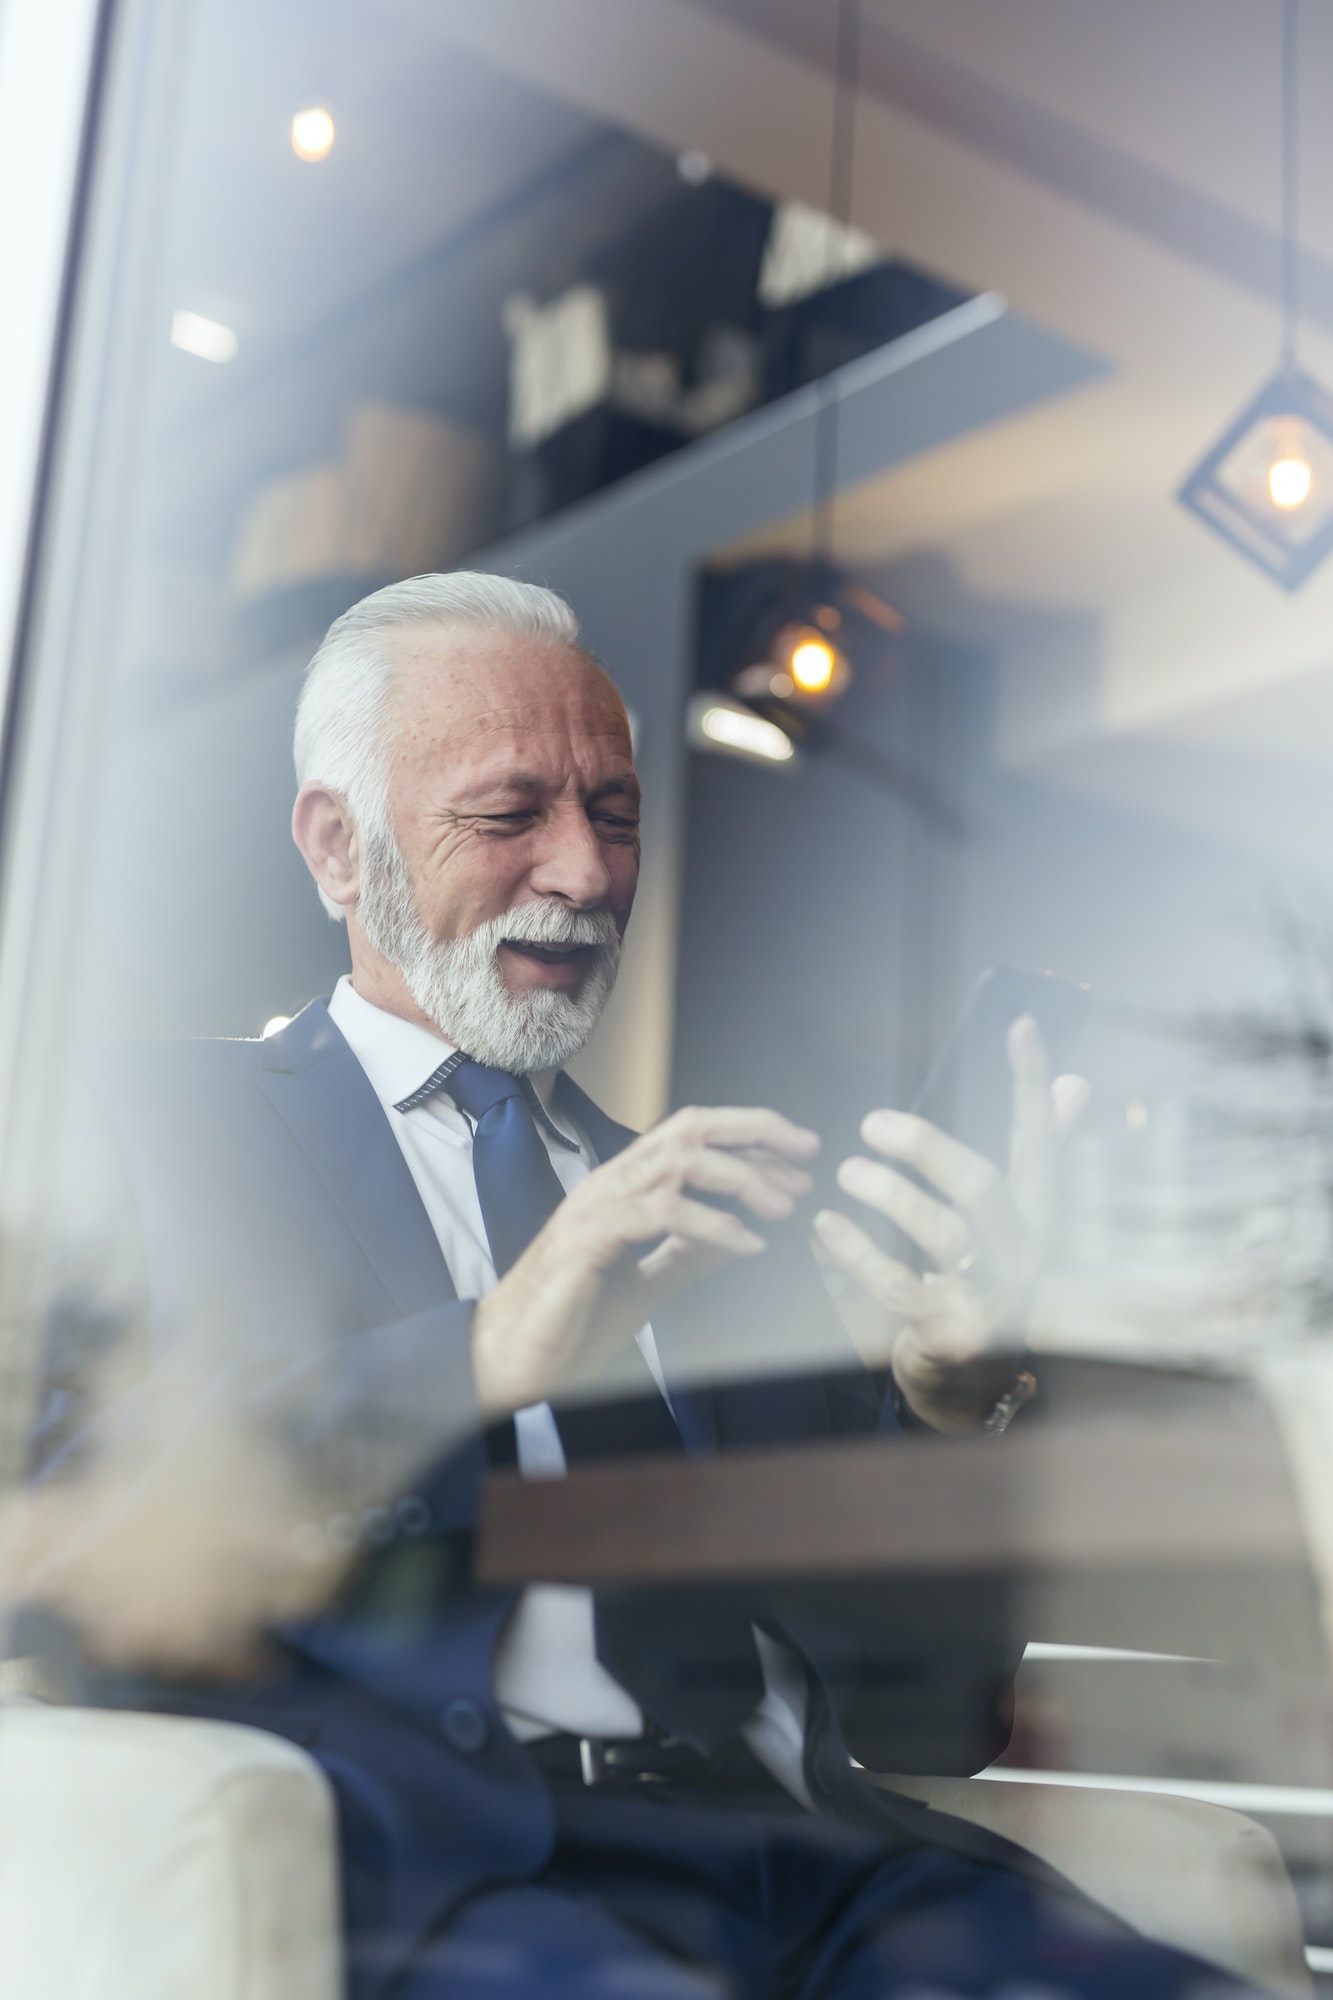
[446,1056,527,1125]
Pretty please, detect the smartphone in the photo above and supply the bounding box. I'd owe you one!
[911,965,1091,1170]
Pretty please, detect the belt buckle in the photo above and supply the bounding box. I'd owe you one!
[577,1735,672,1786]
[577,1737,606,1786]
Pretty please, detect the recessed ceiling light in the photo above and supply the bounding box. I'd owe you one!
[170,309,238,363]
[686,693,796,767]
[291,107,335,162]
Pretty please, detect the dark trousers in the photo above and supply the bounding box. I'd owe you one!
[388,1768,1273,2000]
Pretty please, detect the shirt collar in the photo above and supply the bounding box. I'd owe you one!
[325,975,581,1151]
[327,975,460,1114]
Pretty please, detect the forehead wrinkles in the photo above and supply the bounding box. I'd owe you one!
[393,632,624,723]
[380,632,632,790]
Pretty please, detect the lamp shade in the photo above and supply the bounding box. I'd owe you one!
[1178,366,1333,590]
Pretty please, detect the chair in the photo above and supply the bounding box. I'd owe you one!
[0,1695,1311,1999]
[877,1770,1311,1997]
[0,1701,340,2000]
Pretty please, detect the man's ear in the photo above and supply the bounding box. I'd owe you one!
[292,784,359,911]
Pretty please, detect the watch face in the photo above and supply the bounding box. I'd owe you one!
[984,1371,1039,1436]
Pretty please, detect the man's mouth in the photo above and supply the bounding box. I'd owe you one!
[500,939,595,965]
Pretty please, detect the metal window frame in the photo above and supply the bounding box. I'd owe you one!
[0,0,195,1483]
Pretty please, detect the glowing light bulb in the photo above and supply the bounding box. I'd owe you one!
[291,107,335,162]
[790,639,836,693]
[1269,454,1313,509]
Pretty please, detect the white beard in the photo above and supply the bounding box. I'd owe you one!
[356,827,621,1075]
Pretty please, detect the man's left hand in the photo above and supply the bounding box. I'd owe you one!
[813,1017,1088,1433]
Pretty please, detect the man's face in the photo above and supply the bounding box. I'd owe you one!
[379,625,640,1005]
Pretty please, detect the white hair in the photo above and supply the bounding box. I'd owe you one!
[357,847,621,1073]
[293,570,582,920]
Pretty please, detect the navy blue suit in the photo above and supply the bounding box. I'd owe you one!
[47,1002,1263,1999]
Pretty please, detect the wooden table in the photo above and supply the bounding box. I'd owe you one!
[478,1409,1325,1670]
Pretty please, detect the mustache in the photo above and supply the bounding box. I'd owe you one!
[472,903,620,952]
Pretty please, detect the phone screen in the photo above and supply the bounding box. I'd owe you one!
[910,966,1091,1169]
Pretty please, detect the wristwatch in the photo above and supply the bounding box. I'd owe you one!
[982,1368,1039,1437]
[892,1365,1039,1437]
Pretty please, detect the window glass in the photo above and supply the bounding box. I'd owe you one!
[4,3,1333,1995]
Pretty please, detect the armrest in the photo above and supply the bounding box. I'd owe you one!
[0,1704,340,2000]
[872,1771,1311,1998]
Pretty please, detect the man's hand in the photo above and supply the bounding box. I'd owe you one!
[813,1018,1088,1433]
[470,1106,819,1418]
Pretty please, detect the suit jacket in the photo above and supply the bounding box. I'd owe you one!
[38,1000,1020,1999]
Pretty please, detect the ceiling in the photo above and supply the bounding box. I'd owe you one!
[156,0,601,418]
[132,0,1333,873]
[386,0,1333,869]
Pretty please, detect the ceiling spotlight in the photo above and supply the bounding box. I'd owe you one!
[170,309,238,363]
[291,106,335,162]
[686,693,796,767]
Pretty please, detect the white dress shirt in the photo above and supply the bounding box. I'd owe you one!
[327,976,811,1800]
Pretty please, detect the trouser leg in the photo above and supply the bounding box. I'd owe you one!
[801,1840,1276,2000]
[391,1882,739,2000]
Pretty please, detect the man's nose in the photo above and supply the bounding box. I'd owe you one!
[528,811,614,906]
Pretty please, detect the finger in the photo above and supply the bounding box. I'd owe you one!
[812,1209,928,1314]
[731,1143,817,1186]
[1052,1073,1090,1137]
[635,1231,729,1286]
[834,1156,974,1272]
[661,1105,821,1160]
[855,1110,1003,1221]
[636,1232,692,1282]
[659,1192,767,1257]
[679,1146,811,1222]
[728,1147,818,1195]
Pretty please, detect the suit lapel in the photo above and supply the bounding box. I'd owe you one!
[258,1001,455,1321]
[552,1072,635,1167]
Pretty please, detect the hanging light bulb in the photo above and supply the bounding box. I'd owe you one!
[772,622,849,701]
[1269,453,1313,509]
[790,637,838,692]
[1178,0,1333,587]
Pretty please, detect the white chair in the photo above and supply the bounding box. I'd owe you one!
[0,1702,340,2000]
[0,1696,1312,2000]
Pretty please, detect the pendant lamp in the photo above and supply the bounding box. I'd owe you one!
[1178,0,1333,590]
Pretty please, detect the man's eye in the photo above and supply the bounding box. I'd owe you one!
[595,815,639,834]
[481,812,535,826]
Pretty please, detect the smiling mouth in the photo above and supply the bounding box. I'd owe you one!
[501,939,595,964]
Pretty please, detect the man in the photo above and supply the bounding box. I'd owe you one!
[65,572,1265,1997]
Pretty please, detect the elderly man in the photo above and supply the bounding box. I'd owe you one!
[78,572,1264,1999]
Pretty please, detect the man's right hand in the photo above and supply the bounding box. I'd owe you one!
[469,1106,819,1418]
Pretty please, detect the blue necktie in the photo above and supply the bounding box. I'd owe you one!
[444,1058,677,1459]
[443,1056,764,1751]
[446,1058,567,1281]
